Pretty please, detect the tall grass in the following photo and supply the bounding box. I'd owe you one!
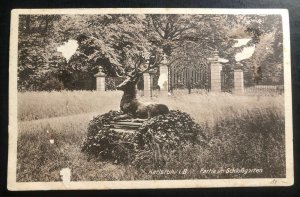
[141,92,284,127]
[16,91,285,181]
[139,106,285,180]
[18,91,122,121]
[18,90,283,124]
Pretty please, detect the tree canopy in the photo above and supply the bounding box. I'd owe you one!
[17,14,283,91]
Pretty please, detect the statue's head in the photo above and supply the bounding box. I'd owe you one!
[116,54,161,92]
[116,75,139,92]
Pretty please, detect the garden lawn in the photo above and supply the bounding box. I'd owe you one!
[17,91,285,181]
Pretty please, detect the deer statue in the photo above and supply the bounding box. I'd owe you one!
[114,54,169,120]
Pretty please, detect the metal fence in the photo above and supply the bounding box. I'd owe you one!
[244,85,284,95]
[169,63,211,91]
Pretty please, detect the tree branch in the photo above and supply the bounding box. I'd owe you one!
[151,16,165,39]
[170,27,193,40]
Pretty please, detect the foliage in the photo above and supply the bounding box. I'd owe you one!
[132,110,207,169]
[17,14,284,91]
[81,110,206,166]
[241,15,283,85]
[18,15,65,91]
[63,15,157,77]
[79,111,131,163]
[41,77,64,91]
[81,110,135,163]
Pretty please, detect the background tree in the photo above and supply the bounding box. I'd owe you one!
[17,14,284,91]
[241,15,283,85]
[60,15,158,76]
[18,15,63,91]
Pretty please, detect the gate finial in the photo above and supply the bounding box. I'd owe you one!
[162,53,168,65]
[213,50,219,58]
[208,50,220,62]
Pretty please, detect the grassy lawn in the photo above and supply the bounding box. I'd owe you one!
[17,91,285,181]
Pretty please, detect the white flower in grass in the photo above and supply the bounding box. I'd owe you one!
[50,139,55,144]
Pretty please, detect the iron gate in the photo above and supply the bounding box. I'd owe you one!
[169,62,211,92]
[221,64,234,92]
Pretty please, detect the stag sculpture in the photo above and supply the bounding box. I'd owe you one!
[114,54,169,120]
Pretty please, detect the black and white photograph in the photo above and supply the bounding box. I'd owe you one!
[8,8,293,190]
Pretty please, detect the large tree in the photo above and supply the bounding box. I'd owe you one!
[241,15,283,85]
[18,15,64,90]
[58,15,159,77]
[17,14,283,91]
[144,14,258,71]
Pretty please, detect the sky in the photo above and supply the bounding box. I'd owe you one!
[57,39,79,62]
[233,38,256,62]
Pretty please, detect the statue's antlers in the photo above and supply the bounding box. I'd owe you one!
[140,54,162,74]
[115,53,163,78]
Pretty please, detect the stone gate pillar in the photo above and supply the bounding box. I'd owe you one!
[234,63,244,94]
[209,50,222,92]
[94,70,106,91]
[159,54,169,96]
[143,72,151,97]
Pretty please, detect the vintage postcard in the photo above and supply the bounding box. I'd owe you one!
[8,8,293,190]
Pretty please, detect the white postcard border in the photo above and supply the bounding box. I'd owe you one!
[8,8,294,190]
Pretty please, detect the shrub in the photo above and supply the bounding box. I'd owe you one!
[81,110,135,163]
[81,110,206,167]
[42,78,64,91]
[132,110,207,169]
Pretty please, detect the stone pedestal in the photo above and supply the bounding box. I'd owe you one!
[159,54,169,96]
[209,51,222,92]
[234,64,244,94]
[159,65,169,95]
[143,72,151,97]
[94,71,106,91]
